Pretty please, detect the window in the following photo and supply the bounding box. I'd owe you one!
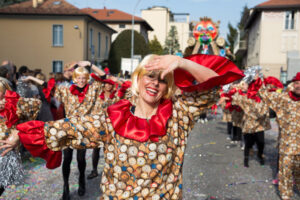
[119,24,125,28]
[52,25,63,46]
[89,28,93,49]
[285,11,295,30]
[52,60,63,73]
[105,35,109,57]
[98,32,101,58]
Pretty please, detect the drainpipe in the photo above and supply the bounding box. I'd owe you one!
[86,18,92,61]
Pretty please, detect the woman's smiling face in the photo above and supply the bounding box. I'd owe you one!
[138,71,167,105]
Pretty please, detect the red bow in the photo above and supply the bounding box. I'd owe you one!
[99,90,117,100]
[108,99,173,142]
[69,84,89,103]
[42,78,56,103]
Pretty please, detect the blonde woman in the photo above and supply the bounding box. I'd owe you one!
[0,80,41,197]
[1,54,243,199]
[24,63,110,199]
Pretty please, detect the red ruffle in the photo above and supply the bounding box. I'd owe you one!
[17,121,62,169]
[263,76,283,90]
[0,91,20,128]
[43,78,56,103]
[289,91,300,101]
[99,90,117,100]
[118,81,131,98]
[107,99,172,142]
[247,78,262,103]
[174,54,244,92]
[292,72,300,82]
[69,84,89,103]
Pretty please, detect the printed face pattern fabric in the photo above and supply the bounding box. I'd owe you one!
[231,93,271,134]
[0,97,41,187]
[54,81,103,118]
[220,102,232,122]
[0,97,41,140]
[92,93,121,114]
[259,86,300,155]
[278,154,300,200]
[231,110,243,128]
[44,88,219,199]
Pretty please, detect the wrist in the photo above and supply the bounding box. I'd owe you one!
[177,57,186,69]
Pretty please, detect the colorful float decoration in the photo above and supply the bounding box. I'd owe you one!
[185,17,234,60]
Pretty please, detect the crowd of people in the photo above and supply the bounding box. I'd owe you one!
[0,55,298,200]
[218,71,300,200]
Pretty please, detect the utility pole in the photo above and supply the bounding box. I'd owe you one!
[131,0,142,73]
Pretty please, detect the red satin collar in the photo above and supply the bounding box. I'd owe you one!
[69,84,89,103]
[99,90,116,100]
[0,90,20,128]
[289,91,300,101]
[107,99,173,142]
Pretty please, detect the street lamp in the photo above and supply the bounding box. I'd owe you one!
[131,0,142,73]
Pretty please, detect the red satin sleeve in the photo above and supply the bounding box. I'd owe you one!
[174,54,244,92]
[17,121,62,169]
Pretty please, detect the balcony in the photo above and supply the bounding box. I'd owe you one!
[233,30,248,56]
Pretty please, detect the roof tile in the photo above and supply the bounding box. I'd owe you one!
[81,8,144,21]
[0,0,84,15]
[256,0,300,8]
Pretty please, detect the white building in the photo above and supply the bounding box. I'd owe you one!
[141,6,190,53]
[235,0,300,81]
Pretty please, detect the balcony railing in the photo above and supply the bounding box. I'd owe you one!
[234,30,247,55]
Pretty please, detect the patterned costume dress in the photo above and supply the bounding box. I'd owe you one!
[259,80,300,200]
[14,54,244,199]
[231,91,271,134]
[0,91,41,187]
[219,92,232,123]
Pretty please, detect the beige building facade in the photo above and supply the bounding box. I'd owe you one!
[0,0,115,77]
[235,0,300,80]
[141,6,190,53]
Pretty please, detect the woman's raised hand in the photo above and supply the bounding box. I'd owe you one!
[145,55,183,79]
[77,61,90,68]
[0,129,20,156]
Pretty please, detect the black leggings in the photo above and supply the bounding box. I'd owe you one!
[62,148,86,185]
[227,122,233,136]
[0,187,4,196]
[233,126,242,141]
[92,148,101,172]
[244,131,265,158]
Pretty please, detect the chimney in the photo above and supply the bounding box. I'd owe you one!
[32,0,38,8]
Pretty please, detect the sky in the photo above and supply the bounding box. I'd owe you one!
[67,0,266,38]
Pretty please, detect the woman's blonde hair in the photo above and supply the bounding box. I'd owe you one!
[72,66,90,82]
[0,80,12,93]
[131,54,175,99]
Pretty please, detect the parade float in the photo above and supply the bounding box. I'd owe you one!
[185,17,235,60]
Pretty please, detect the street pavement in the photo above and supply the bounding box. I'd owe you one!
[0,115,299,200]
